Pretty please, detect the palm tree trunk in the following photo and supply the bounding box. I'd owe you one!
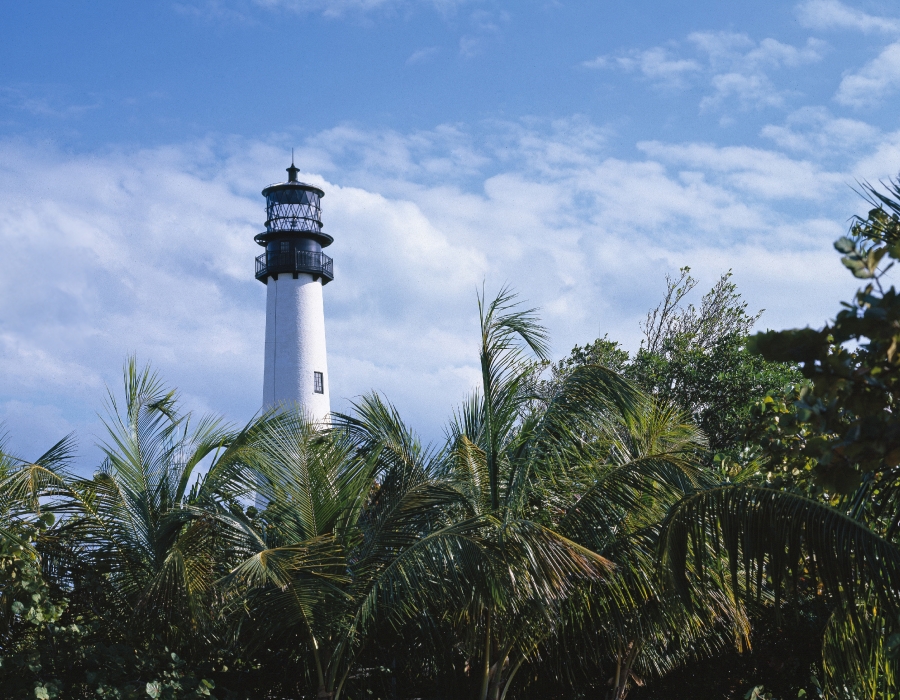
[332,636,361,700]
[486,637,517,700]
[499,655,526,700]
[311,639,330,699]
[478,608,493,700]
[609,640,640,700]
[333,665,352,700]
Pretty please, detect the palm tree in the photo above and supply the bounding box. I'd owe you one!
[0,296,754,699]
[421,287,647,700]
[222,393,462,699]
[349,288,726,700]
[0,361,448,698]
[0,359,280,658]
[549,401,745,700]
[660,484,900,698]
[228,289,649,700]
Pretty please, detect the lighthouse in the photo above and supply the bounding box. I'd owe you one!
[255,162,333,423]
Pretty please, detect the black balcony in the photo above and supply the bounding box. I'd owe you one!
[255,250,334,284]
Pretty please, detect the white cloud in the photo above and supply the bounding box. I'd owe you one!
[761,106,879,153]
[172,1,259,24]
[701,72,785,111]
[747,37,827,67]
[458,9,507,58]
[0,86,100,119]
[637,141,844,199]
[687,31,755,60]
[407,46,439,65]
[688,33,825,69]
[459,35,483,58]
[0,120,882,466]
[688,33,825,111]
[301,122,492,181]
[0,400,77,462]
[583,47,702,88]
[587,33,825,112]
[850,129,900,181]
[796,0,900,34]
[177,0,473,20]
[176,0,474,19]
[254,0,411,17]
[581,56,610,69]
[836,41,900,107]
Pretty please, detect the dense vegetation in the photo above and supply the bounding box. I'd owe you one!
[4,181,900,699]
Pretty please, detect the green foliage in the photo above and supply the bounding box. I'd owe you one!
[749,179,900,494]
[5,232,898,700]
[0,515,65,637]
[632,269,799,461]
[0,513,67,698]
[662,179,900,699]
[822,594,899,699]
[0,290,743,700]
[537,268,800,467]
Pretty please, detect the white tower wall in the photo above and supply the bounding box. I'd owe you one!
[262,272,331,423]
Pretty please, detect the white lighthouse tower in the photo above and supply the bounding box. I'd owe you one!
[255,162,333,423]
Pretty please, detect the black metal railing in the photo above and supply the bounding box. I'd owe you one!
[255,250,334,284]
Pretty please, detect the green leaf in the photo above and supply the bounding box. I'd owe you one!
[841,255,875,278]
[834,236,855,254]
[749,328,824,364]
[814,461,862,495]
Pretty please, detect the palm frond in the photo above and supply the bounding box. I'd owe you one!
[334,393,437,478]
[660,485,900,618]
[822,591,900,699]
[560,456,702,554]
[477,287,550,511]
[0,435,77,516]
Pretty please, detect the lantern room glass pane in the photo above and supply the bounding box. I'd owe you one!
[265,186,323,233]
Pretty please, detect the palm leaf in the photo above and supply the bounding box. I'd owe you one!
[821,591,900,699]
[660,485,900,618]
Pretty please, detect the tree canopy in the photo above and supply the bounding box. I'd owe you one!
[6,182,900,698]
[662,178,900,699]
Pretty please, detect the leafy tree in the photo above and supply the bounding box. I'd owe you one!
[367,289,739,700]
[750,179,900,496]
[0,483,67,699]
[631,268,799,460]
[0,362,277,698]
[537,269,800,467]
[0,290,772,700]
[662,179,900,699]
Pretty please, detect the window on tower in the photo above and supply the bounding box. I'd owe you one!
[280,241,290,253]
[314,371,324,394]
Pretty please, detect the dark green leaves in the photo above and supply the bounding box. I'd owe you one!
[749,328,826,366]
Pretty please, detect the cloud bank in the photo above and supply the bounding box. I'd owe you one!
[1,114,893,467]
[796,0,900,34]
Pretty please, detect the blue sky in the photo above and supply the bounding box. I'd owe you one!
[2,0,900,468]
